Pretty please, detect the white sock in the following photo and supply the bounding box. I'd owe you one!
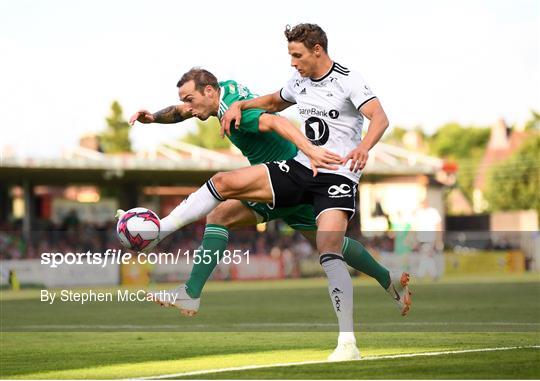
[159,180,224,241]
[320,253,355,345]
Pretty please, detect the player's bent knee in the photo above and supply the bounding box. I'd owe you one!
[316,232,346,254]
[318,242,344,255]
[210,172,232,196]
[211,172,244,198]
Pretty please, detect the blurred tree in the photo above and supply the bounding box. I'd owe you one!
[182,118,231,150]
[484,134,540,214]
[524,110,540,131]
[428,123,490,159]
[100,101,132,153]
[426,123,490,202]
[382,126,408,145]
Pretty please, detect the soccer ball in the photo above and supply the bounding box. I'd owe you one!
[116,207,160,251]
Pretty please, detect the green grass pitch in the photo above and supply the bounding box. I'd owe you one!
[1,274,539,379]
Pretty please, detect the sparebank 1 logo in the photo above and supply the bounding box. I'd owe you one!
[305,117,330,146]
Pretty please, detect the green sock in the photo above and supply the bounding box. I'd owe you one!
[185,224,229,298]
[342,237,391,289]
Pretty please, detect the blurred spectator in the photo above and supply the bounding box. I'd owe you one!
[390,210,413,272]
[412,198,443,280]
[61,209,80,231]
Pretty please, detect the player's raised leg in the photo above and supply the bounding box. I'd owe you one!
[158,164,272,239]
[146,166,271,315]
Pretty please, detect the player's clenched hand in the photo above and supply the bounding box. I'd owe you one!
[342,144,369,173]
[306,146,343,177]
[220,102,243,138]
[129,109,155,125]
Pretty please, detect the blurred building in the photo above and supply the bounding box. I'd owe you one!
[358,142,449,234]
[473,118,531,213]
[0,139,451,242]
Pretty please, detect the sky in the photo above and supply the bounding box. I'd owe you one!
[1,0,539,157]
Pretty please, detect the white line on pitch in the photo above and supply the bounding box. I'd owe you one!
[135,345,540,380]
[235,322,540,327]
[13,322,540,329]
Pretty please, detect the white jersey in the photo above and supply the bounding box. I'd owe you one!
[280,62,376,183]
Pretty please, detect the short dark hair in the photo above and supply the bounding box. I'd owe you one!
[176,68,219,93]
[284,23,328,52]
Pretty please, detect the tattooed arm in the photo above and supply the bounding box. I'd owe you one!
[129,104,192,125]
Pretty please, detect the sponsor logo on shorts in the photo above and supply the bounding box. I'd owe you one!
[274,160,290,173]
[328,184,352,198]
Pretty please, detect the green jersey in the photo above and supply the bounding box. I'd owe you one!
[217,80,297,165]
[217,80,316,231]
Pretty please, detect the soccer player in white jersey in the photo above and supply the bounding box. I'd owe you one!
[145,23,397,361]
[221,23,391,360]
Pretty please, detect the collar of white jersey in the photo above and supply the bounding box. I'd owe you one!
[310,61,336,82]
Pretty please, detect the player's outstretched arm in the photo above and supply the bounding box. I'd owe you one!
[258,113,342,176]
[343,98,389,172]
[220,91,292,137]
[129,104,192,125]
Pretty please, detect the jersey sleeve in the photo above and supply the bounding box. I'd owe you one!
[347,71,377,110]
[279,76,297,104]
[220,83,266,135]
[235,108,266,133]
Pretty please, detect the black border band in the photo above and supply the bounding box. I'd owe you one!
[206,180,225,201]
[319,253,345,265]
[358,96,377,110]
[279,88,296,104]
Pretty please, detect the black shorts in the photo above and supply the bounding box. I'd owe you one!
[264,159,357,220]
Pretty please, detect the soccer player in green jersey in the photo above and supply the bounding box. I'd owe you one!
[129,67,411,360]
